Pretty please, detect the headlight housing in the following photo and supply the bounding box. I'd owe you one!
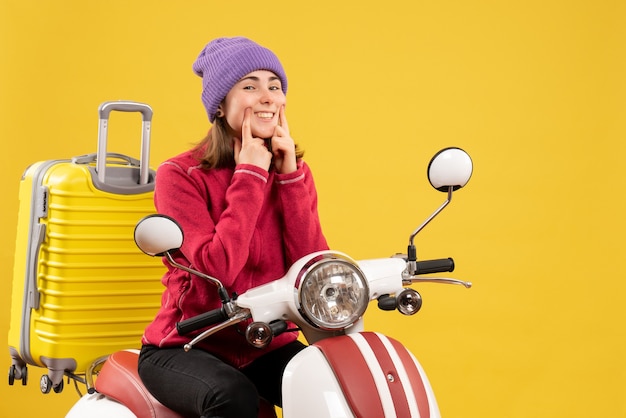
[295,252,370,330]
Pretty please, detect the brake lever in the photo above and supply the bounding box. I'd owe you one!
[183,310,251,352]
[402,273,472,288]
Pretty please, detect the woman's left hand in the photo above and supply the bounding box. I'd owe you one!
[271,105,297,174]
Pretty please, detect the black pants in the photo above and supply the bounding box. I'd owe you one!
[138,341,306,418]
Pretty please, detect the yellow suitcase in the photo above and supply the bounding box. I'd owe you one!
[7,101,165,394]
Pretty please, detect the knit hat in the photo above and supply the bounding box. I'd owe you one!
[192,37,288,123]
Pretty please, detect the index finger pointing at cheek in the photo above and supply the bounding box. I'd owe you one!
[279,105,289,132]
[242,108,253,144]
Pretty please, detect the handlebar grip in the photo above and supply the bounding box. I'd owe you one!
[414,258,455,275]
[176,308,228,336]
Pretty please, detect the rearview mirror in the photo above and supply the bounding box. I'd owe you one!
[427,147,473,192]
[134,214,184,257]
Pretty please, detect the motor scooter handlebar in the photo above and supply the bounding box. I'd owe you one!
[176,308,228,336]
[414,258,455,275]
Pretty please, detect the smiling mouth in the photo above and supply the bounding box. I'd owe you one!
[256,112,274,120]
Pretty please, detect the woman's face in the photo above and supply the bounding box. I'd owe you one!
[221,70,286,139]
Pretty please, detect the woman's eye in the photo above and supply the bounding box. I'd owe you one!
[269,85,281,91]
[243,85,255,90]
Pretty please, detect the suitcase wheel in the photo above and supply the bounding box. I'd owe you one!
[8,364,28,386]
[8,365,15,385]
[40,374,63,394]
[54,379,64,393]
[40,374,52,393]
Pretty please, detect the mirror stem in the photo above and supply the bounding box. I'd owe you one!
[165,252,230,303]
[408,186,454,248]
[407,186,454,269]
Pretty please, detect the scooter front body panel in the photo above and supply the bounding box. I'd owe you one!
[282,332,440,418]
[282,344,354,417]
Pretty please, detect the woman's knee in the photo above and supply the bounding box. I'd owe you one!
[202,371,259,417]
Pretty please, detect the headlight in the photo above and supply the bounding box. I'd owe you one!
[295,253,369,330]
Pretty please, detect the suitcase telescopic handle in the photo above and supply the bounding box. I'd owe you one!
[97,101,153,185]
[98,101,153,121]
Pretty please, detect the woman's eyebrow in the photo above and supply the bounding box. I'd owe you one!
[238,75,281,83]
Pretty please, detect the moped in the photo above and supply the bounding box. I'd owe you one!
[65,146,473,418]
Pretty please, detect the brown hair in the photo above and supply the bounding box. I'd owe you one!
[194,116,304,169]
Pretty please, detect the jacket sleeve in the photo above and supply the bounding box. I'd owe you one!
[275,161,329,264]
[154,161,269,287]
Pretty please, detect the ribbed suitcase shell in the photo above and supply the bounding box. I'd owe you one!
[7,101,165,389]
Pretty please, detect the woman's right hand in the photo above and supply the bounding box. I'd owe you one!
[233,108,272,171]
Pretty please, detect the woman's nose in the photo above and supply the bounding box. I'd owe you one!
[258,88,273,103]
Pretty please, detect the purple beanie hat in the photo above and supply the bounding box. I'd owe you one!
[192,37,288,123]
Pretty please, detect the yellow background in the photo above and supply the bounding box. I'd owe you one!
[1,0,625,416]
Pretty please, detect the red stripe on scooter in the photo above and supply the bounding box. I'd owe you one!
[389,336,431,418]
[361,333,412,418]
[315,335,385,417]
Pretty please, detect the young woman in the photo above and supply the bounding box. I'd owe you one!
[137,37,329,418]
